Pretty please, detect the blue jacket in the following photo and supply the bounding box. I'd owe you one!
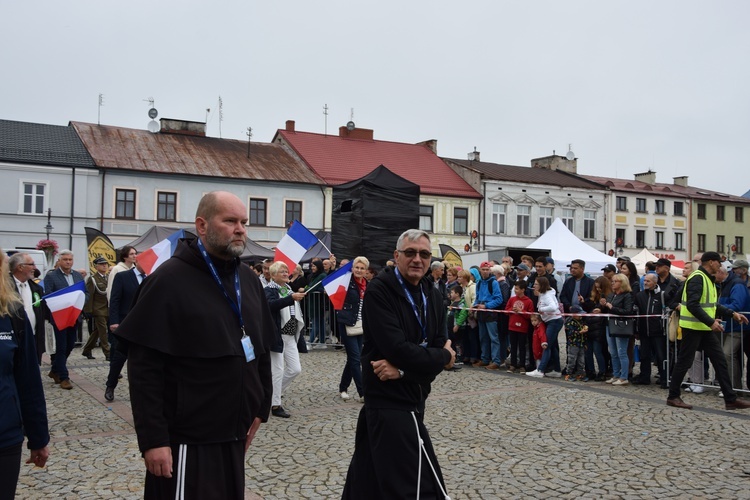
[473,276,503,310]
[719,274,749,333]
[0,307,49,451]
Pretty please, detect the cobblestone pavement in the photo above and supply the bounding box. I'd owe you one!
[15,345,750,499]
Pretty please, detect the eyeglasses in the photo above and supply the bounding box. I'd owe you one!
[397,249,432,260]
[22,262,36,267]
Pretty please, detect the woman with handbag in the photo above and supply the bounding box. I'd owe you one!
[337,256,369,401]
[265,262,306,418]
[605,273,635,386]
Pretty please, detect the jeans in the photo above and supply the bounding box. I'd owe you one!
[51,324,78,381]
[339,326,363,396]
[585,334,606,377]
[669,327,737,402]
[540,318,563,372]
[308,311,326,344]
[638,334,666,384]
[478,320,501,365]
[721,330,743,390]
[607,329,630,380]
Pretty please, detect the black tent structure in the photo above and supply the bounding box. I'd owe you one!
[125,226,196,251]
[331,165,420,266]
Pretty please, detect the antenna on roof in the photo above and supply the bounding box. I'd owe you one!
[98,93,104,125]
[218,96,224,139]
[246,127,253,158]
[323,104,329,136]
[566,144,575,161]
[346,108,355,131]
[144,97,159,133]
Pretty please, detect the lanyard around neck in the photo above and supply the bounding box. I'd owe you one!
[197,238,245,335]
[394,267,427,343]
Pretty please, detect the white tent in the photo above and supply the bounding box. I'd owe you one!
[527,218,616,273]
[629,248,684,277]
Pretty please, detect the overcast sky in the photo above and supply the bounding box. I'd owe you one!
[2,1,748,195]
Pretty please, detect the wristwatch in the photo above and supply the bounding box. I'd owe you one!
[398,369,405,379]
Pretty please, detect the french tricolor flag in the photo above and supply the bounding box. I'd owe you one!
[44,281,86,330]
[138,230,182,275]
[274,220,319,270]
[321,262,353,310]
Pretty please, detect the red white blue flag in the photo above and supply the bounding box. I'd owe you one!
[321,261,353,310]
[274,220,319,270]
[138,229,183,275]
[44,280,86,330]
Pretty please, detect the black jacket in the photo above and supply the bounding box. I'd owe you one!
[634,286,665,337]
[264,285,296,353]
[117,237,275,452]
[336,277,365,327]
[684,266,734,328]
[607,291,634,338]
[657,273,680,307]
[560,275,595,313]
[108,269,140,325]
[12,277,46,361]
[361,267,451,411]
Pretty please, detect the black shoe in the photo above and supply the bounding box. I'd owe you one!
[104,386,114,402]
[83,352,95,359]
[272,406,291,418]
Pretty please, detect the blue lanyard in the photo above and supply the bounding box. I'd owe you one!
[394,268,428,344]
[197,238,246,336]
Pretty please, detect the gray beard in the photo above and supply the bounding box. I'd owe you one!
[205,232,245,259]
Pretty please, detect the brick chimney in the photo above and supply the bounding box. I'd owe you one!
[159,118,206,137]
[339,126,374,140]
[634,170,656,185]
[673,176,689,187]
[285,120,295,132]
[417,139,438,154]
[531,154,577,174]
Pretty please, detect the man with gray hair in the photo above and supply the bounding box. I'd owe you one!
[429,260,448,308]
[343,229,455,499]
[9,252,46,364]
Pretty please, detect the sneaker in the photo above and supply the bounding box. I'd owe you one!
[689,385,704,394]
[519,368,526,374]
[576,375,588,382]
[357,395,365,403]
[506,366,516,373]
[718,391,724,398]
[605,377,617,384]
[612,379,629,386]
[340,391,350,400]
[564,374,575,381]
[546,371,562,378]
[526,369,544,378]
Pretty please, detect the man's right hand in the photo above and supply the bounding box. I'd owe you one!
[711,319,725,333]
[110,324,119,332]
[144,447,172,478]
[443,339,456,370]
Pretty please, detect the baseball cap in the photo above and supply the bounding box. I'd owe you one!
[570,305,584,313]
[655,258,671,268]
[516,263,530,272]
[545,257,555,265]
[601,264,617,273]
[480,261,493,268]
[93,257,108,265]
[731,259,749,269]
[616,255,631,262]
[700,251,722,263]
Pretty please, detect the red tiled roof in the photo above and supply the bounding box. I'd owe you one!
[275,129,482,199]
[583,174,750,204]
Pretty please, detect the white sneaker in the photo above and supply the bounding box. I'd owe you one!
[612,379,629,386]
[546,371,562,378]
[357,395,365,403]
[718,391,724,398]
[340,391,350,400]
[689,385,704,394]
[605,377,617,384]
[525,369,544,378]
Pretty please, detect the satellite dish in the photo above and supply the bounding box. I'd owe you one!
[346,121,355,131]
[147,120,159,133]
[566,150,575,161]
[148,108,158,119]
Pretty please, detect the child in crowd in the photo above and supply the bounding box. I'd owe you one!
[526,314,547,377]
[564,305,588,381]
[447,286,467,366]
[505,280,533,373]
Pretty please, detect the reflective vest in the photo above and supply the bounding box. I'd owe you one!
[679,270,717,331]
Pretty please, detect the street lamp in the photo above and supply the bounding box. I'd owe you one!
[44,208,53,239]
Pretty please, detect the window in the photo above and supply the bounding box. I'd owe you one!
[674,201,684,216]
[655,231,664,249]
[584,210,596,239]
[697,234,706,253]
[697,203,706,219]
[284,200,302,226]
[517,205,530,236]
[22,182,46,214]
[453,207,468,235]
[675,232,684,251]
[115,189,136,219]
[736,206,744,223]
[616,228,626,247]
[636,230,646,248]
[157,191,177,221]
[736,237,744,255]
[717,205,725,221]
[636,198,647,213]
[616,196,627,211]
[562,208,574,232]
[491,203,506,234]
[655,200,665,214]
[419,205,433,232]
[716,235,725,253]
[249,198,267,226]
[539,207,553,234]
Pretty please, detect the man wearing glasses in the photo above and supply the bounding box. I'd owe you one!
[8,253,46,364]
[343,229,455,499]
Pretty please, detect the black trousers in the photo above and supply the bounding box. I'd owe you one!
[0,442,22,500]
[668,328,737,402]
[343,406,447,500]
[144,441,245,500]
[638,334,666,384]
